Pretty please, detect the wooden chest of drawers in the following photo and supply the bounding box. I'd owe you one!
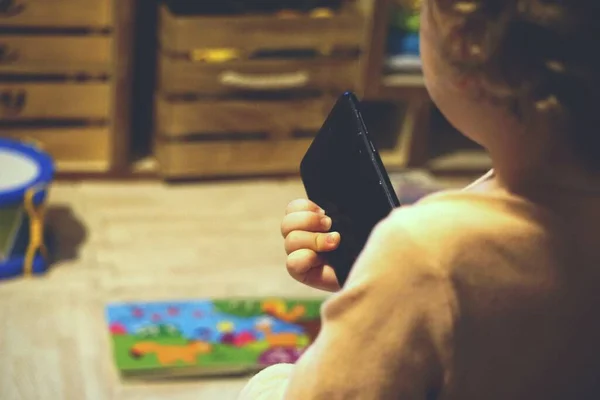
[154,2,368,179]
[158,57,360,97]
[0,0,113,28]
[156,95,334,177]
[0,0,135,175]
[0,36,113,74]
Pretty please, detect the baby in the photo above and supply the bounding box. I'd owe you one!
[240,0,600,398]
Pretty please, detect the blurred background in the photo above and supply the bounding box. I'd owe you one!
[0,0,489,399]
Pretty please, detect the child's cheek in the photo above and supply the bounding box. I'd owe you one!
[419,4,442,95]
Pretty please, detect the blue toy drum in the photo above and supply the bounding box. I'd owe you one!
[0,138,55,280]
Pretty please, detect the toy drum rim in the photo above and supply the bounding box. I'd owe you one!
[0,137,55,207]
[0,253,48,280]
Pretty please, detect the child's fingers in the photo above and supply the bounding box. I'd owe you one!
[284,230,341,255]
[280,212,331,238]
[286,249,322,280]
[286,249,340,292]
[285,199,324,215]
[302,265,340,292]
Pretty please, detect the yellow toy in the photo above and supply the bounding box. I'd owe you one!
[191,48,240,63]
[310,8,334,18]
[23,186,48,277]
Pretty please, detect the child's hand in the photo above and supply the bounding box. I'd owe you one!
[281,199,341,292]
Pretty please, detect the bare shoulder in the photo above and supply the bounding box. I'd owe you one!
[384,190,542,239]
[369,190,549,273]
[345,191,504,283]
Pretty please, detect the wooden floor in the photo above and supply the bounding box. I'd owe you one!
[0,175,469,400]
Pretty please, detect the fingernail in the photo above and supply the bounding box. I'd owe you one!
[327,232,338,244]
[321,217,332,230]
[318,208,326,215]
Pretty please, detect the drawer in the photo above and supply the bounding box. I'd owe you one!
[156,138,312,178]
[0,0,113,28]
[0,35,112,74]
[0,83,110,120]
[159,3,365,55]
[158,56,360,96]
[0,127,111,167]
[156,96,332,138]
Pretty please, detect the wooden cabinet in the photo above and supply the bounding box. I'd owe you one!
[0,36,113,74]
[158,4,364,54]
[154,2,368,179]
[0,0,481,180]
[0,127,111,167]
[156,96,330,138]
[0,0,135,175]
[156,95,333,177]
[0,0,113,28]
[158,57,360,96]
[0,83,111,119]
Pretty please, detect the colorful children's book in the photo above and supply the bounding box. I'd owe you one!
[105,298,324,379]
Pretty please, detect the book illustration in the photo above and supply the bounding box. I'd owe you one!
[106,298,323,375]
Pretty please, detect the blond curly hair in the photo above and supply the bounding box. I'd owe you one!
[428,0,600,169]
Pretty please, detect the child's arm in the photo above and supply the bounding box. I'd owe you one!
[239,212,457,399]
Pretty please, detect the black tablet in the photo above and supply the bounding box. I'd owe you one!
[300,92,400,286]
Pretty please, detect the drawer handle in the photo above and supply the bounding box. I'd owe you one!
[0,0,25,16]
[0,89,26,116]
[0,43,18,63]
[219,71,310,91]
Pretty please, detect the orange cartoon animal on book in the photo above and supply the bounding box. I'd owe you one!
[261,299,306,323]
[130,341,212,366]
[255,317,303,348]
